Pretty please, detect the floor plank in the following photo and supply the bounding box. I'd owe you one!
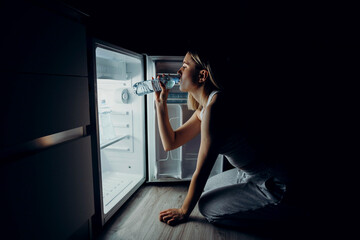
[96,183,283,240]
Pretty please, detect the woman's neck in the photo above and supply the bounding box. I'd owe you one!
[189,86,206,108]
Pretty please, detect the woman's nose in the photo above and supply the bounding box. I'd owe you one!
[177,68,182,75]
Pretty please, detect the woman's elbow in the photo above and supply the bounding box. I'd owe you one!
[163,142,180,152]
[163,144,174,152]
[163,146,171,152]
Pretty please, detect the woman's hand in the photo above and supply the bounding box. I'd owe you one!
[154,75,170,104]
[159,208,188,226]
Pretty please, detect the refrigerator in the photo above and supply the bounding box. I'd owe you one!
[90,40,223,225]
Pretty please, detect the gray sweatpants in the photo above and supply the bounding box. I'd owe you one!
[198,168,287,228]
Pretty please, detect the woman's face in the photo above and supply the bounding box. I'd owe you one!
[177,53,199,92]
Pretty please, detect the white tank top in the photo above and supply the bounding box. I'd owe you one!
[199,91,220,120]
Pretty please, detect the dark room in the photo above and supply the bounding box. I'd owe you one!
[1,0,351,239]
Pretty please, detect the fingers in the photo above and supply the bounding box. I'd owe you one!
[160,215,177,226]
[159,80,166,90]
[163,215,172,223]
[154,74,171,103]
[159,210,173,222]
[159,210,167,221]
[159,211,166,221]
[159,210,171,222]
[165,216,182,226]
[160,216,172,224]
[154,75,166,91]
[167,218,176,226]
[157,75,166,89]
[159,209,185,226]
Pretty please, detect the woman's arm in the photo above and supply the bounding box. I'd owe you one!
[159,96,221,225]
[155,82,201,151]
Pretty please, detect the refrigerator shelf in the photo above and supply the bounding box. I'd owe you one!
[101,172,143,214]
[156,73,179,76]
[100,135,128,149]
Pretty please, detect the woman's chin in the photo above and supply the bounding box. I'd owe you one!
[179,84,186,92]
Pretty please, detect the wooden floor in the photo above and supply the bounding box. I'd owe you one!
[96,183,293,240]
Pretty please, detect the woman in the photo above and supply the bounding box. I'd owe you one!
[156,49,288,227]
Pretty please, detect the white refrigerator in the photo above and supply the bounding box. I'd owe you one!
[90,40,223,225]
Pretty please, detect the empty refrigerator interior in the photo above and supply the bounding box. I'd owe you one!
[95,46,145,216]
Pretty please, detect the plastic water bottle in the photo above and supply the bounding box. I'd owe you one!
[99,99,116,142]
[132,76,175,96]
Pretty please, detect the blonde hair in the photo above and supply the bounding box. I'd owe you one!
[187,51,223,110]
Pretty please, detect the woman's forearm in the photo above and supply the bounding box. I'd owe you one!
[180,141,219,218]
[155,101,175,151]
[180,171,208,217]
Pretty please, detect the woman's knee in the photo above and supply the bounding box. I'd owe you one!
[198,194,207,217]
[198,191,224,221]
[199,194,240,226]
[198,193,213,219]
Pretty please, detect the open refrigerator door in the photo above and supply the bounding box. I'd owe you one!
[94,43,146,223]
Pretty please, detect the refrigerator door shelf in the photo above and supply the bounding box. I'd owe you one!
[96,56,127,80]
[100,135,128,149]
[101,172,143,215]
